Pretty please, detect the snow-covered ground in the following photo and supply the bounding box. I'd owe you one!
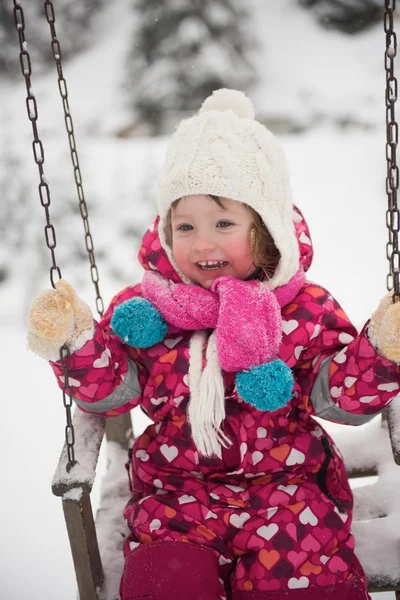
[1,1,399,598]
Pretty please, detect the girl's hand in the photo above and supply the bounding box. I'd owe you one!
[369,292,400,363]
[27,280,93,360]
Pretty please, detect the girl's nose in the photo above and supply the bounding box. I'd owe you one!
[191,235,217,253]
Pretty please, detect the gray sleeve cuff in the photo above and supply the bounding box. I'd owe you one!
[73,358,141,413]
[311,357,376,425]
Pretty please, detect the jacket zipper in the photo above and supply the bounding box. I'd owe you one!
[317,436,346,514]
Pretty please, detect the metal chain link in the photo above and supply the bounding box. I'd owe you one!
[44,0,105,318]
[59,345,77,471]
[385,0,400,300]
[13,1,77,470]
[12,1,61,289]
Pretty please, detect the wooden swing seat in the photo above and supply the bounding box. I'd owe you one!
[52,400,400,600]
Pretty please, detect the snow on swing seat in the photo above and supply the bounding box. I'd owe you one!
[331,397,400,594]
[94,441,131,600]
[53,401,400,600]
[52,409,131,600]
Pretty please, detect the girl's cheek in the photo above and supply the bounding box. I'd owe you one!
[171,241,188,268]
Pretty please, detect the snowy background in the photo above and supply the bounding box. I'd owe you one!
[1,0,399,598]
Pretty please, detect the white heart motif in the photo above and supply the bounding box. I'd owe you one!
[229,512,251,529]
[59,375,80,387]
[334,506,348,522]
[93,349,111,368]
[257,427,267,438]
[292,209,302,223]
[252,451,263,466]
[151,396,168,406]
[135,449,149,462]
[299,231,311,246]
[288,577,309,589]
[149,519,161,532]
[286,448,305,466]
[282,319,298,335]
[334,350,347,364]
[310,324,321,340]
[164,337,183,349]
[299,507,318,526]
[173,395,185,406]
[129,541,140,551]
[266,507,278,520]
[257,524,279,541]
[344,376,357,388]
[339,332,354,344]
[160,444,178,462]
[294,345,304,360]
[378,382,399,392]
[226,484,245,493]
[178,495,196,504]
[240,442,248,459]
[359,395,378,404]
[330,386,342,399]
[205,511,218,520]
[277,484,297,496]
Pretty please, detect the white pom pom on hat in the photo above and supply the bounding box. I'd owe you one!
[199,88,255,120]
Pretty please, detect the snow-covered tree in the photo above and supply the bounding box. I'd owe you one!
[1,0,105,78]
[299,0,381,34]
[126,0,258,135]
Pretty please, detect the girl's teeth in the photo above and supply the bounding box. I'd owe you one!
[198,261,227,270]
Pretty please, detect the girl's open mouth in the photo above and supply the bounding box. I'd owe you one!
[197,260,229,271]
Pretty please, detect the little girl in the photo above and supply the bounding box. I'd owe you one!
[28,89,400,600]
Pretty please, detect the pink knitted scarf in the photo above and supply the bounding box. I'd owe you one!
[141,268,306,372]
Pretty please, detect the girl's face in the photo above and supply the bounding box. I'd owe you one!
[171,194,256,289]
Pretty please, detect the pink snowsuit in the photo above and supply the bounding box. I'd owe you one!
[50,207,400,600]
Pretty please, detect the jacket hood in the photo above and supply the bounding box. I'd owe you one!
[138,205,313,284]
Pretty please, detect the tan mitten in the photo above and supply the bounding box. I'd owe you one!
[27,279,93,360]
[369,292,400,363]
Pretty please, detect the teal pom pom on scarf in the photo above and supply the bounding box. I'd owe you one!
[236,359,294,411]
[111,297,168,348]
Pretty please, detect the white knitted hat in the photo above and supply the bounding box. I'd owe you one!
[158,88,300,290]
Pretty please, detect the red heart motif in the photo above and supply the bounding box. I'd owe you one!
[286,523,297,542]
[287,550,307,568]
[301,534,321,553]
[251,560,266,580]
[359,337,376,358]
[79,383,99,399]
[314,526,332,545]
[316,573,337,587]
[248,534,264,551]
[77,340,96,356]
[328,555,349,573]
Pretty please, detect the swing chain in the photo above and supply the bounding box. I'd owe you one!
[44,0,104,318]
[385,0,400,300]
[12,1,62,289]
[59,345,77,471]
[13,1,77,470]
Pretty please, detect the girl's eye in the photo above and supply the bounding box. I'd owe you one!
[217,220,233,228]
[177,224,193,231]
